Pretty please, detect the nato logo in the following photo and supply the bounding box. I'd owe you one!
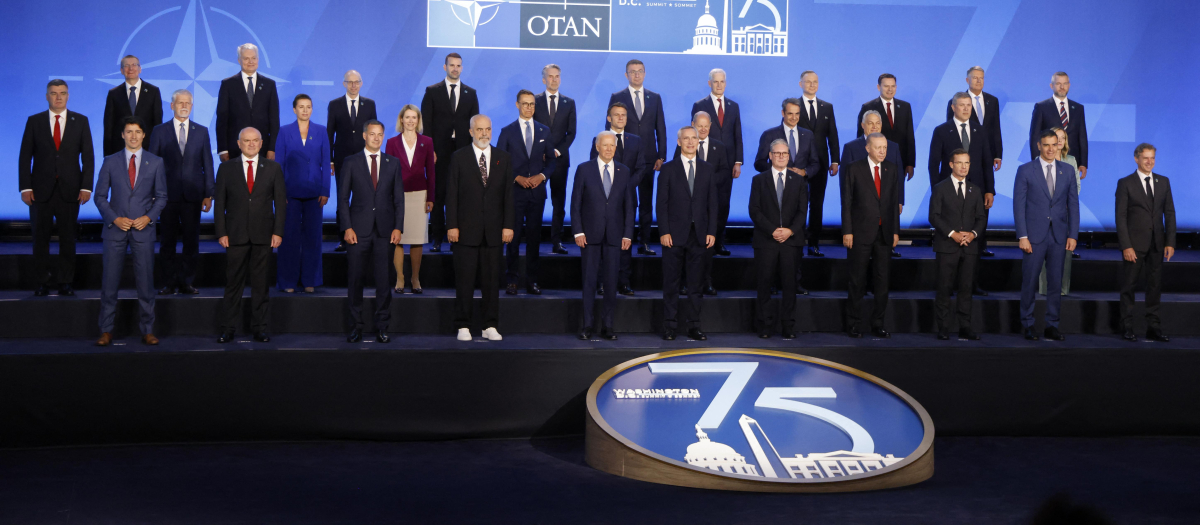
[586,349,934,492]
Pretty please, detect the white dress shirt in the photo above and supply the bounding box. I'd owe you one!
[868,158,882,177]
[241,154,259,183]
[1137,170,1156,196]
[124,148,144,184]
[953,117,971,145]
[346,96,360,118]
[802,95,819,121]
[124,79,142,107]
[400,135,416,165]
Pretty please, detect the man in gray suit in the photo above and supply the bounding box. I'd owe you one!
[93,117,168,346]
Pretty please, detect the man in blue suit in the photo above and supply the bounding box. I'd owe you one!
[93,117,168,346]
[534,65,577,254]
[691,68,742,255]
[657,126,718,341]
[753,98,818,295]
[572,131,635,340]
[338,120,404,344]
[1029,72,1088,179]
[147,89,213,295]
[497,89,556,295]
[608,59,667,255]
[1015,130,1079,341]
[591,102,644,296]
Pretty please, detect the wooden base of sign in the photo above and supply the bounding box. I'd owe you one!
[585,414,934,493]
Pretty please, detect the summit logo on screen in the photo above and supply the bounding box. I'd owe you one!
[427,0,788,55]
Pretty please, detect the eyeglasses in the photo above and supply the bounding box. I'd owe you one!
[343,80,362,86]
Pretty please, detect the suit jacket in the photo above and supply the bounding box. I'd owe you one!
[215,73,280,155]
[748,169,807,249]
[691,95,743,166]
[655,156,718,239]
[857,98,916,169]
[495,119,557,200]
[946,91,1002,165]
[672,138,731,187]
[386,134,437,199]
[326,95,377,173]
[94,150,168,242]
[147,119,214,202]
[1012,159,1079,245]
[928,119,993,194]
[533,92,576,163]
[1030,97,1087,168]
[445,146,514,247]
[421,80,480,156]
[570,159,635,246]
[590,131,645,185]
[18,110,95,201]
[753,125,818,176]
[841,159,901,245]
[928,177,986,254]
[797,97,840,167]
[103,82,163,156]
[1115,172,1175,252]
[607,87,667,164]
[840,136,903,204]
[275,121,331,200]
[337,151,404,236]
[213,157,287,245]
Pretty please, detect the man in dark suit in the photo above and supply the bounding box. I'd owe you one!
[842,134,901,338]
[18,79,94,296]
[327,70,377,252]
[608,59,667,255]
[422,53,480,253]
[590,102,645,296]
[1030,72,1088,179]
[797,70,840,257]
[748,139,806,339]
[753,98,818,295]
[945,67,1002,257]
[691,68,743,255]
[446,115,514,342]
[338,120,404,344]
[94,117,167,346]
[1115,143,1175,342]
[147,89,213,295]
[657,126,718,341]
[1014,130,1079,341]
[928,149,986,341]
[858,74,915,256]
[840,111,902,187]
[216,43,279,163]
[496,90,556,295]
[930,92,994,296]
[213,127,287,344]
[672,111,729,296]
[102,55,163,156]
[572,131,635,340]
[534,64,577,254]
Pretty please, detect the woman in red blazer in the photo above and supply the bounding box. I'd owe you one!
[385,105,436,293]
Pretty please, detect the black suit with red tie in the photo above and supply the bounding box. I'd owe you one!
[213,156,286,334]
[841,158,900,332]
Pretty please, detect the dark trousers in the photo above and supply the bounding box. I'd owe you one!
[32,187,80,286]
[634,170,655,245]
[347,232,394,330]
[935,250,977,332]
[806,168,828,247]
[618,248,633,288]
[1120,239,1163,331]
[453,240,502,329]
[1020,236,1066,329]
[99,234,156,334]
[845,226,891,330]
[159,201,201,287]
[429,149,452,243]
[222,243,272,332]
[755,244,797,332]
[715,179,732,248]
[548,156,569,243]
[506,194,545,285]
[582,242,621,330]
[277,197,324,289]
[662,226,705,330]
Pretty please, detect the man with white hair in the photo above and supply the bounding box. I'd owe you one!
[216,43,279,162]
[690,68,742,255]
[657,126,718,341]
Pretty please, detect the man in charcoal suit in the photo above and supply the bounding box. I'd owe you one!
[422,53,480,252]
[1115,143,1175,342]
[930,91,994,296]
[327,69,377,252]
[215,43,279,162]
[691,68,743,255]
[796,70,840,257]
[945,66,1002,257]
[534,64,577,254]
[842,134,901,338]
[753,98,818,294]
[749,139,807,339]
[928,149,986,340]
[102,55,163,156]
[657,126,718,341]
[857,74,915,258]
[608,59,668,255]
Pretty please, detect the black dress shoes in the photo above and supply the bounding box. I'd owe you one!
[1044,326,1065,341]
[33,285,49,297]
[334,241,348,252]
[217,330,235,344]
[702,285,717,296]
[1024,327,1040,340]
[430,240,443,253]
[58,285,74,296]
[579,328,593,341]
[679,286,689,296]
[847,327,863,338]
[552,242,569,255]
[871,328,891,338]
[1147,329,1170,342]
[715,246,731,256]
[1122,329,1137,341]
[618,285,634,296]
[687,328,707,341]
[973,285,989,297]
[597,284,605,296]
[937,330,950,340]
[662,329,677,341]
[758,329,771,339]
[158,286,177,295]
[781,329,797,340]
[376,330,390,343]
[959,329,981,340]
[506,283,519,295]
[253,331,271,343]
[980,250,995,257]
[180,285,200,295]
[890,248,902,258]
[807,246,825,257]
[638,244,656,256]
[347,329,363,343]
[1072,252,1081,259]
[600,328,617,340]
[796,285,809,295]
[526,283,542,295]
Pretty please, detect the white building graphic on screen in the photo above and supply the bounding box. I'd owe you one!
[684,425,760,475]
[686,0,788,56]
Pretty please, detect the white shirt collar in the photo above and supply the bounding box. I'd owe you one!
[710,93,724,106]
[49,108,67,119]
[1053,94,1068,106]
[597,157,614,172]
[880,96,894,105]
[628,85,644,96]
[242,154,259,165]
[445,76,459,86]
[1039,156,1057,173]
[953,117,970,127]
[1137,170,1153,180]
[868,157,882,172]
[241,71,257,83]
[125,147,143,158]
[783,122,797,134]
[680,152,697,162]
[124,79,142,92]
[472,142,490,158]
[544,89,558,97]
[951,174,967,184]
[174,116,189,125]
[518,116,533,126]
[803,94,817,104]
[363,148,381,157]
[772,167,787,180]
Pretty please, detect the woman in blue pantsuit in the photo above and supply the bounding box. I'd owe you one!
[275,94,331,292]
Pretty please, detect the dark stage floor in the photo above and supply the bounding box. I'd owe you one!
[1,436,1197,524]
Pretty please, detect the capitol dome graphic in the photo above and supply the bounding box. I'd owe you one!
[684,425,761,476]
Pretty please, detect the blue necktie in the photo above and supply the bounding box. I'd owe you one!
[524,121,533,158]
[974,95,984,122]
[788,129,797,161]
[128,86,137,114]
[776,173,785,212]
[603,164,612,198]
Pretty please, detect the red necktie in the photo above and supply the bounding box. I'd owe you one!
[128,154,137,188]
[886,102,894,128]
[716,97,725,127]
[874,165,882,225]
[370,154,379,190]
[246,160,255,194]
[53,115,62,150]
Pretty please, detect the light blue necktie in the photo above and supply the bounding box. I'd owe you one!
[178,121,187,153]
[974,95,984,121]
[788,128,797,161]
[776,172,785,211]
[1045,164,1055,197]
[634,90,643,119]
[524,121,533,157]
[603,163,612,198]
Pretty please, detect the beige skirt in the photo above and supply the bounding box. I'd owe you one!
[401,190,429,245]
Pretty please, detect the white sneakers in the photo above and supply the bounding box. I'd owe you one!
[457,327,504,341]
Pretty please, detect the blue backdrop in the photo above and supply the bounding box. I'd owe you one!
[3,0,1197,229]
